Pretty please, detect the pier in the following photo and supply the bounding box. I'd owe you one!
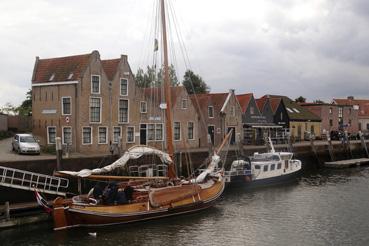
[324,158,369,168]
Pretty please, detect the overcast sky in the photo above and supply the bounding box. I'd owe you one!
[1,0,369,107]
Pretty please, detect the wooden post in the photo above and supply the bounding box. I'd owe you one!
[359,131,369,158]
[55,137,62,171]
[179,152,182,177]
[4,202,10,221]
[287,134,293,153]
[78,178,82,195]
[327,133,335,162]
[344,131,353,159]
[310,135,321,166]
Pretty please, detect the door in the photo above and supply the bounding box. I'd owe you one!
[140,124,147,145]
[208,126,215,145]
[227,127,236,145]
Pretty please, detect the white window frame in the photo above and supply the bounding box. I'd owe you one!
[147,123,156,141]
[112,126,122,144]
[118,99,129,124]
[174,122,181,141]
[140,101,147,113]
[61,96,72,116]
[120,78,129,96]
[89,97,102,124]
[98,126,108,144]
[182,99,188,109]
[82,126,93,145]
[208,106,214,118]
[230,106,236,117]
[47,126,56,144]
[126,126,135,143]
[62,126,72,145]
[91,75,101,94]
[188,121,195,140]
[155,123,164,141]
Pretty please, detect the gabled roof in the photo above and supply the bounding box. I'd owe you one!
[263,95,321,121]
[255,97,267,112]
[236,93,253,113]
[190,93,229,116]
[269,98,282,113]
[32,53,92,83]
[333,98,369,117]
[101,58,120,81]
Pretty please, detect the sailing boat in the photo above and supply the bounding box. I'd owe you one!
[51,0,230,230]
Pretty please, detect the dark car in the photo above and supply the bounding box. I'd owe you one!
[330,130,344,141]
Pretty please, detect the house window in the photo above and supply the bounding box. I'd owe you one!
[359,123,362,130]
[367,123,369,130]
[47,126,56,144]
[338,107,343,117]
[156,124,163,141]
[140,101,147,113]
[113,127,121,143]
[188,122,194,140]
[329,107,332,114]
[82,127,92,144]
[230,106,236,117]
[127,126,135,143]
[208,106,214,118]
[329,119,333,127]
[90,97,101,123]
[62,127,72,145]
[250,106,254,115]
[348,119,352,126]
[349,108,352,114]
[182,99,188,109]
[174,122,181,141]
[280,112,283,121]
[120,78,128,96]
[119,99,129,123]
[98,127,108,144]
[148,124,155,141]
[91,75,100,94]
[62,97,71,115]
[310,125,315,135]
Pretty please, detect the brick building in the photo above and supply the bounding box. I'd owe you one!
[301,102,359,135]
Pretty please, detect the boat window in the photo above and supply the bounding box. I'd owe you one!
[251,154,280,162]
[254,165,260,169]
[263,165,268,172]
[277,163,282,169]
[271,164,275,170]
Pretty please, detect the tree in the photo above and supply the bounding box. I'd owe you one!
[182,70,209,94]
[313,99,325,104]
[17,89,32,116]
[295,96,306,103]
[135,65,178,88]
[0,102,18,115]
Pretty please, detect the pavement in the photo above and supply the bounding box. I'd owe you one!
[0,137,56,162]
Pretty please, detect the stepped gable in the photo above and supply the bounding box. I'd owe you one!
[32,53,92,83]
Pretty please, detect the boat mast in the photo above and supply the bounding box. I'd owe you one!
[160,0,176,178]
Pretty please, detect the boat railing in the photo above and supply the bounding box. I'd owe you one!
[129,164,168,177]
[0,165,69,196]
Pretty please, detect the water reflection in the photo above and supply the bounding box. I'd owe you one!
[2,165,369,246]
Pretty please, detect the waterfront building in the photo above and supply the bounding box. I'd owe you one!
[333,96,369,134]
[263,95,322,141]
[301,102,359,136]
[190,90,243,147]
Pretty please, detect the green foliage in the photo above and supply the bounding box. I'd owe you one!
[135,65,178,88]
[0,89,32,116]
[41,145,56,155]
[182,70,209,94]
[0,131,13,140]
[313,99,325,104]
[295,96,306,103]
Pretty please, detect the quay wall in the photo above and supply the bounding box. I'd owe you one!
[0,141,368,204]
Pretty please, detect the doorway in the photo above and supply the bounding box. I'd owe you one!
[227,127,236,145]
[208,125,215,145]
[140,124,147,145]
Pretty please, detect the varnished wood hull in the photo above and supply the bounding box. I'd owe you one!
[53,179,224,230]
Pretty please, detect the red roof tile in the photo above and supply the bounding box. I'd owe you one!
[32,53,91,83]
[236,93,253,113]
[255,97,267,112]
[142,86,184,108]
[101,58,120,81]
[190,93,228,116]
[269,98,282,113]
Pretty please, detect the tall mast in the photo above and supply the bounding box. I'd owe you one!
[160,0,176,178]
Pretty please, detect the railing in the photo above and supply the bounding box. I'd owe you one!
[0,166,69,196]
[128,164,168,177]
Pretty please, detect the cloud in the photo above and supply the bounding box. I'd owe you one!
[0,0,368,107]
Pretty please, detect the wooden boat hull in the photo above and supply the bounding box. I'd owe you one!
[53,179,224,230]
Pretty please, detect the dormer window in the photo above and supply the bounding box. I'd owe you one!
[67,73,73,80]
[91,75,100,94]
[49,73,55,81]
[208,106,214,118]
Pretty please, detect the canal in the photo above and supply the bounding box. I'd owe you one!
[1,164,369,246]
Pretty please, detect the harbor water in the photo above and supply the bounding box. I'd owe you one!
[1,164,369,246]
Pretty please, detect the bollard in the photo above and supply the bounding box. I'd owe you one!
[55,137,63,171]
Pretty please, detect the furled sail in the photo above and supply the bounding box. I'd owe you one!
[58,146,173,177]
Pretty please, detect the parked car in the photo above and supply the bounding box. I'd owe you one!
[12,134,40,154]
[330,130,344,141]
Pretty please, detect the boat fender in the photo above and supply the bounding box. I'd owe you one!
[89,198,98,205]
[167,181,174,186]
